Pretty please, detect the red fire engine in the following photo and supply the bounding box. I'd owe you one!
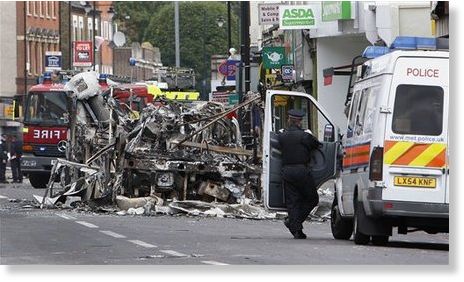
[22,72,69,188]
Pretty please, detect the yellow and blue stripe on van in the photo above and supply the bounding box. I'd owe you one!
[384,141,446,168]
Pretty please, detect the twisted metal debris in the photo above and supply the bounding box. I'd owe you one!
[40,72,264,215]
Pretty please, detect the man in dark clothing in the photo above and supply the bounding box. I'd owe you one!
[9,135,23,183]
[0,134,8,183]
[277,109,321,239]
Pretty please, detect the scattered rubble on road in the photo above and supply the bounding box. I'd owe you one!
[29,71,333,222]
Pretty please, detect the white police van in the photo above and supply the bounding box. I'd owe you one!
[330,37,449,245]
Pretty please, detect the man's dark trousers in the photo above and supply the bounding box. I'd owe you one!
[282,164,319,232]
[0,159,6,182]
[11,158,22,183]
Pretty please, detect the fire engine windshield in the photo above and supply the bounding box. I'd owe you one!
[24,92,68,125]
[392,84,444,136]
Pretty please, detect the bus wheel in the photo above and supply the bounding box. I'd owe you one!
[29,173,50,189]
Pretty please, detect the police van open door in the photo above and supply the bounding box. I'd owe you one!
[263,90,340,211]
[383,55,449,206]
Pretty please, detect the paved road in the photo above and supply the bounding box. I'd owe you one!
[0,183,449,265]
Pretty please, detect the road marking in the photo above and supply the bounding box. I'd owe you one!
[56,214,76,220]
[160,250,188,257]
[100,230,127,239]
[201,260,229,265]
[0,195,7,199]
[128,240,157,248]
[75,221,99,229]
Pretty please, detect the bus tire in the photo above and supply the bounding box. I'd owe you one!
[29,173,50,189]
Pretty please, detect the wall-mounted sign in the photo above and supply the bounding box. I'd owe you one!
[322,1,353,22]
[44,51,62,71]
[73,41,93,67]
[262,47,286,69]
[258,3,280,25]
[279,5,320,30]
[226,60,240,81]
[218,60,228,76]
[281,64,294,81]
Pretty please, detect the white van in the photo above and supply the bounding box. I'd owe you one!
[331,37,449,245]
[263,90,340,212]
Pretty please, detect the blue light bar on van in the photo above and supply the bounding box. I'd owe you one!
[391,36,437,50]
[361,36,443,59]
[362,46,390,59]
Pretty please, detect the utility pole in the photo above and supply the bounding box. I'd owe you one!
[227,1,231,52]
[240,1,250,95]
[92,3,96,71]
[175,2,180,67]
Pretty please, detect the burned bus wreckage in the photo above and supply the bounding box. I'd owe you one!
[37,72,266,217]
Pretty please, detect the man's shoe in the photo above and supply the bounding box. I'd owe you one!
[284,218,291,229]
[293,230,307,239]
[284,218,297,237]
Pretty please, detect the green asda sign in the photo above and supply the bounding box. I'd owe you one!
[322,1,352,22]
[262,47,286,69]
[279,5,319,30]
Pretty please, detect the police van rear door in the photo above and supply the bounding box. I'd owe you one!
[263,90,340,211]
[383,54,449,204]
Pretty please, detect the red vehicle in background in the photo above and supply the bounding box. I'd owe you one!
[22,72,70,188]
[22,73,154,188]
[113,84,154,110]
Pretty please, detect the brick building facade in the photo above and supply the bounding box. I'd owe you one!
[16,1,60,95]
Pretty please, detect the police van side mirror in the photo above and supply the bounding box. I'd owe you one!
[324,124,335,142]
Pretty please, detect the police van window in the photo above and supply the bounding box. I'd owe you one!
[271,95,311,132]
[392,84,444,136]
[354,89,370,136]
[347,91,361,138]
[363,86,380,134]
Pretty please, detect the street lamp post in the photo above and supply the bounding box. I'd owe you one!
[227,1,231,53]
[84,1,96,71]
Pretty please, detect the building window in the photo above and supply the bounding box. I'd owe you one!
[35,42,40,75]
[38,43,43,74]
[72,15,78,41]
[45,1,50,18]
[103,21,108,39]
[88,18,93,40]
[94,18,99,36]
[39,1,44,18]
[33,1,38,16]
[26,1,31,16]
[26,40,31,75]
[51,1,56,19]
[78,16,84,41]
[108,23,113,41]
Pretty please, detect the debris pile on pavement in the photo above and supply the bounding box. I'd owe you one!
[35,71,269,219]
[30,71,334,222]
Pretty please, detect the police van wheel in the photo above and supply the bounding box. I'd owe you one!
[353,201,371,245]
[371,235,389,246]
[330,198,353,240]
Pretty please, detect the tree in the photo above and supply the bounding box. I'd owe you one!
[113,1,169,44]
[143,2,239,94]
